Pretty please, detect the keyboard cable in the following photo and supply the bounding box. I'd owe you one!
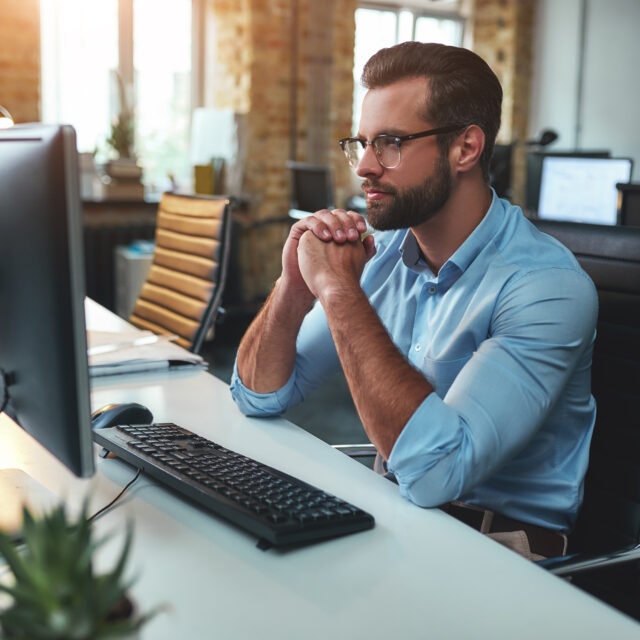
[88,467,143,523]
[1,469,143,555]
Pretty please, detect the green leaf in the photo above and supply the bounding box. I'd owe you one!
[0,500,160,640]
[0,528,37,590]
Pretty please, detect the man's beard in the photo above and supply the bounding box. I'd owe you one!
[364,151,452,231]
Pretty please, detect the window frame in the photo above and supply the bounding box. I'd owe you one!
[357,1,466,44]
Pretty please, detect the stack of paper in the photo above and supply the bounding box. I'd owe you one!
[87,329,206,377]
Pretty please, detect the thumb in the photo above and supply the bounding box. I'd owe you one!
[363,234,376,261]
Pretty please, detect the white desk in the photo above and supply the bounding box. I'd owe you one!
[2,301,639,638]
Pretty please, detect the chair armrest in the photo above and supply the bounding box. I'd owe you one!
[332,444,377,458]
[536,543,640,576]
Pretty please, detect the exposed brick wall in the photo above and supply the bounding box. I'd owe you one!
[471,0,535,206]
[0,0,41,123]
[206,0,356,303]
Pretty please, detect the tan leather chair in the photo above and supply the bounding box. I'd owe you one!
[129,193,232,353]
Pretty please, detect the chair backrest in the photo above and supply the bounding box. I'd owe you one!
[129,192,232,354]
[533,219,640,553]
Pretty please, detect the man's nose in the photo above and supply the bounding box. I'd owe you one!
[356,143,383,179]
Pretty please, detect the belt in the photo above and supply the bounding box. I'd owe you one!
[441,502,566,558]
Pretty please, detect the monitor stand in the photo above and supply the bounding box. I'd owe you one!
[0,410,62,538]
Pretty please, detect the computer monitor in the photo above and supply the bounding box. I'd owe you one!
[525,150,611,213]
[489,143,513,200]
[537,156,633,225]
[617,182,640,227]
[0,123,94,480]
[287,161,334,218]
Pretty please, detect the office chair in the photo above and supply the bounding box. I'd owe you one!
[527,220,640,620]
[129,192,232,354]
[333,220,640,618]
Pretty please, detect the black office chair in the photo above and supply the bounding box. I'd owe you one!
[334,219,640,618]
[527,220,640,620]
[129,192,233,354]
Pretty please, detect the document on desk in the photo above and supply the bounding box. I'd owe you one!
[87,329,206,377]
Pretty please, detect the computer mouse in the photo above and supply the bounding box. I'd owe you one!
[91,402,154,430]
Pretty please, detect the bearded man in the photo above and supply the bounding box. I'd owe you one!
[230,42,598,561]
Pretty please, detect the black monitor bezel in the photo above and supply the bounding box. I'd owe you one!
[0,123,94,477]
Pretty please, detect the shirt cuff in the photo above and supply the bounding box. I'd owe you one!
[229,360,297,416]
[386,392,464,507]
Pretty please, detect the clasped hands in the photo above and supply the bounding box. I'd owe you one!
[282,208,376,304]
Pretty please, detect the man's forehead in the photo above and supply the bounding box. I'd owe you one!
[359,76,432,134]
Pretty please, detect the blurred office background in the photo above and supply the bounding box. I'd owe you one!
[2,0,639,446]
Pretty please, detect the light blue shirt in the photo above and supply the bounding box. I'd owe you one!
[230,193,598,531]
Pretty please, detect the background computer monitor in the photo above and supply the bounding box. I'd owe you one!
[617,182,640,227]
[0,123,94,478]
[537,156,633,225]
[525,150,611,213]
[489,143,513,200]
[287,161,334,217]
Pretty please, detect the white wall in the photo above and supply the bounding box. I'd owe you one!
[529,0,640,180]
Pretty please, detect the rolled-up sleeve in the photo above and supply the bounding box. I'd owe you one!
[387,267,598,508]
[230,362,298,416]
[230,300,341,416]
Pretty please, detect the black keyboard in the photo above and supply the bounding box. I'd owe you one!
[92,422,375,548]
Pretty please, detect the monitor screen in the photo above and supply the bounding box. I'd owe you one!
[287,161,334,215]
[537,156,633,225]
[0,123,94,478]
[525,150,611,213]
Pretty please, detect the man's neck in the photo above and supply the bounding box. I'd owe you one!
[411,180,493,275]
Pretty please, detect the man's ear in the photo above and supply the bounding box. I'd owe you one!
[452,125,485,175]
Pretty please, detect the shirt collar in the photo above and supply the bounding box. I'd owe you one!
[399,189,505,278]
[447,189,503,273]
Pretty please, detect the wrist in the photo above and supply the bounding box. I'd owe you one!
[273,276,316,315]
[316,276,363,309]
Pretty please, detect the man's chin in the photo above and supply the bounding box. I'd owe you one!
[366,206,398,231]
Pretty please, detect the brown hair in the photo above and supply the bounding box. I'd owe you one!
[361,41,502,183]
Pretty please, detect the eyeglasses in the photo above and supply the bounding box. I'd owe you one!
[338,124,467,169]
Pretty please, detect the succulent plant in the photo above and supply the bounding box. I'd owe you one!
[0,503,155,639]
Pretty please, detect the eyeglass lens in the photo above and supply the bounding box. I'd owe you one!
[343,138,401,169]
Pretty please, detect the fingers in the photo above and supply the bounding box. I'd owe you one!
[300,209,367,243]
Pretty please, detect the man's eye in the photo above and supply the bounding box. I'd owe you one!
[375,137,398,150]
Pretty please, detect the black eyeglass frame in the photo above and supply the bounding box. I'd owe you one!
[338,124,469,169]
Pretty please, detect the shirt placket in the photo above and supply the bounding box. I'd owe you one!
[409,277,438,367]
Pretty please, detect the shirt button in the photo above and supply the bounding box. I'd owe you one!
[415,344,421,351]
[428,285,437,294]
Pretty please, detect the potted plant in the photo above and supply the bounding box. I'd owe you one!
[0,502,157,639]
[106,73,136,162]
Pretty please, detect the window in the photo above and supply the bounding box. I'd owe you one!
[41,0,194,196]
[352,4,465,133]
